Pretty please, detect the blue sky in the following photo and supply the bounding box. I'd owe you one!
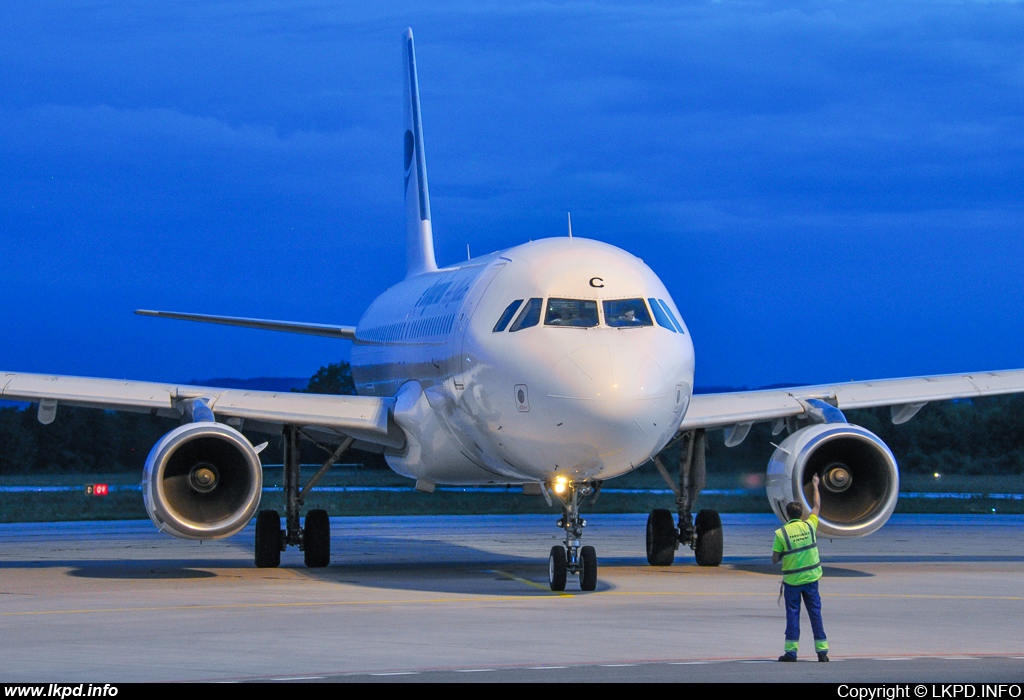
[2,1,1023,387]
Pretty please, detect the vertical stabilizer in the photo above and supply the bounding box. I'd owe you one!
[403,28,438,278]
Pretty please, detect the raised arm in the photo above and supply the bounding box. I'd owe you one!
[809,474,821,519]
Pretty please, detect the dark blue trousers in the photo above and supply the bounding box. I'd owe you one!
[783,580,828,654]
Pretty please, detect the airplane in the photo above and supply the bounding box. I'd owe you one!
[4,28,1024,592]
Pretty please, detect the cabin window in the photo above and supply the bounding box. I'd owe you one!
[603,299,653,328]
[544,299,599,328]
[493,300,524,332]
[509,298,543,332]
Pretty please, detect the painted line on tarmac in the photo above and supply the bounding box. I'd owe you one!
[0,593,565,617]
[5,589,1022,618]
[486,568,574,596]
[221,655,1024,681]
[595,590,1024,602]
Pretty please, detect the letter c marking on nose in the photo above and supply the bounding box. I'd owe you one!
[589,277,604,288]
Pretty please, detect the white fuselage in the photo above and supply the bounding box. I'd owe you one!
[351,237,695,484]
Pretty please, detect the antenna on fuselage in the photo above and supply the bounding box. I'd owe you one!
[403,28,438,278]
[567,212,573,238]
[466,244,471,260]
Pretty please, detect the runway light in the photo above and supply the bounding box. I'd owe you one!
[553,476,568,494]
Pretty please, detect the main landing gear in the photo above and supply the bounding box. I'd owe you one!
[254,426,353,569]
[646,429,724,567]
[545,479,600,591]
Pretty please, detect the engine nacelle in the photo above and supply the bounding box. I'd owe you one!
[766,423,899,538]
[143,422,263,540]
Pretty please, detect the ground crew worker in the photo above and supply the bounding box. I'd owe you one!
[772,473,829,662]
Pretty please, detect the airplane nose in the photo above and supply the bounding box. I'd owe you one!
[536,342,673,476]
[548,344,666,407]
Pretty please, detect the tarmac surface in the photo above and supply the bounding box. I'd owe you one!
[1,513,1023,682]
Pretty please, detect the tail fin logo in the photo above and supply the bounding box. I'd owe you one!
[405,37,430,223]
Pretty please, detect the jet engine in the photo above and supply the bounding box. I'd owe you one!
[143,422,263,540]
[766,423,899,538]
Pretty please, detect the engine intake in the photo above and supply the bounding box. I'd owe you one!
[143,422,263,540]
[766,423,899,538]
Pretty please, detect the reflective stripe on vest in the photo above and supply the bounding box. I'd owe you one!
[778,519,821,582]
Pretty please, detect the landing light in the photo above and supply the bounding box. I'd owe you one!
[933,472,941,479]
[553,476,568,495]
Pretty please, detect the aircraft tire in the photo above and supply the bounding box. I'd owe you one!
[579,545,598,591]
[254,510,282,568]
[646,509,677,566]
[694,509,723,567]
[548,545,568,591]
[303,509,331,568]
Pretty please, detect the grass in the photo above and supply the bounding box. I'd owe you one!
[0,466,1021,523]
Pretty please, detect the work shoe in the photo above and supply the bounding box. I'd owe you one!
[778,653,797,662]
[817,652,830,662]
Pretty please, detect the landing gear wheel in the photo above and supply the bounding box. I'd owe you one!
[646,508,677,566]
[579,545,598,591]
[548,545,568,591]
[694,509,723,567]
[303,509,331,568]
[255,510,282,568]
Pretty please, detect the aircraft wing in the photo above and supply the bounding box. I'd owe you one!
[680,368,1024,431]
[0,371,403,447]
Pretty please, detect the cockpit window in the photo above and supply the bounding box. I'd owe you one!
[658,299,685,333]
[545,299,599,328]
[493,299,523,332]
[648,298,677,332]
[509,298,543,332]
[603,299,653,328]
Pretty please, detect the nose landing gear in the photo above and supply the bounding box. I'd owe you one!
[546,480,599,591]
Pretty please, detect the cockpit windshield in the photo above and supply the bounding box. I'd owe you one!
[494,296,675,332]
[544,299,599,328]
[493,299,523,332]
[649,298,684,333]
[509,298,543,332]
[603,299,653,328]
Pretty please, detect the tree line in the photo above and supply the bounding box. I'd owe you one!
[1,362,1023,475]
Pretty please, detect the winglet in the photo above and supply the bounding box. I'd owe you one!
[403,28,438,278]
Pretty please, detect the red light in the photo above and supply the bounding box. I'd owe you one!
[86,484,109,497]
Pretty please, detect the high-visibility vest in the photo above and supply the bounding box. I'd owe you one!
[776,518,822,586]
